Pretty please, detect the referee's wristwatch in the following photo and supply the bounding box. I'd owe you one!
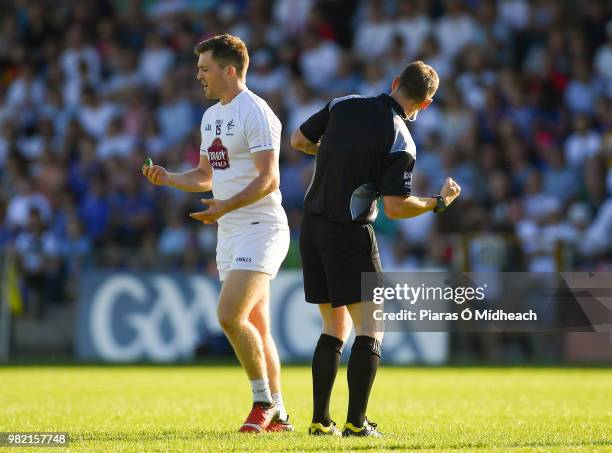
[432,195,447,214]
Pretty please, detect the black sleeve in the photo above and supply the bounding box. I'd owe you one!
[299,103,330,143]
[380,152,415,197]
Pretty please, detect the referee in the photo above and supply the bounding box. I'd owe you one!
[291,61,461,437]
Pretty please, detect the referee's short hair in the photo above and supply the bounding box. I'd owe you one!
[194,33,249,80]
[397,61,439,102]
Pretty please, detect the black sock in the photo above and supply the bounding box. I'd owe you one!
[346,335,381,426]
[311,333,344,425]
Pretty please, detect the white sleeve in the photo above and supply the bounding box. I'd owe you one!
[244,101,281,153]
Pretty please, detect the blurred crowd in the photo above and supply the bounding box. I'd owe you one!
[0,0,611,315]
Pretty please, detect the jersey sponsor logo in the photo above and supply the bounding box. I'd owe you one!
[207,137,230,169]
[205,124,211,131]
[215,119,223,136]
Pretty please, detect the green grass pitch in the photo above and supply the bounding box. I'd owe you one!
[1,366,610,452]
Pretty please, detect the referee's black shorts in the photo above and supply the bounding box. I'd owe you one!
[300,211,382,308]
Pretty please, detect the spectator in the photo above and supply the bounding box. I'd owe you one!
[594,20,612,95]
[435,0,480,60]
[357,62,389,96]
[138,32,175,89]
[4,64,46,108]
[324,52,361,98]
[105,48,142,96]
[156,79,194,145]
[298,31,341,90]
[6,179,52,231]
[540,145,579,203]
[96,118,137,160]
[60,215,92,300]
[565,59,601,115]
[284,78,326,138]
[564,114,602,168]
[497,0,530,32]
[247,49,288,96]
[77,86,118,139]
[521,170,560,221]
[14,208,61,317]
[158,212,191,259]
[456,47,497,111]
[60,26,101,87]
[394,0,432,59]
[353,0,394,61]
[581,197,612,257]
[78,175,111,245]
[273,0,314,39]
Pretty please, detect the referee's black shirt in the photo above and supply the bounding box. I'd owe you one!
[299,93,417,224]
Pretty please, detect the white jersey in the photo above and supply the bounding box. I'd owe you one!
[200,89,288,237]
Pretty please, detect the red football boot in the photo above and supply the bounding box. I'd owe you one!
[238,402,277,433]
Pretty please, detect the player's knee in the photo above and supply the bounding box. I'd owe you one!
[217,310,244,333]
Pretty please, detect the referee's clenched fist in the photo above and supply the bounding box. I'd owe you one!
[441,177,461,206]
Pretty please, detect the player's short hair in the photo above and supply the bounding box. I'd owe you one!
[397,61,439,102]
[194,33,249,79]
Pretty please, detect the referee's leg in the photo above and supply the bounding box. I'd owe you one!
[311,304,352,426]
[345,301,384,428]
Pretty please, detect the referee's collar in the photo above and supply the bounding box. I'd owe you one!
[378,93,407,120]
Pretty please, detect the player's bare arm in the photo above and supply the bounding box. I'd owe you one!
[189,149,279,224]
[143,154,212,192]
[383,177,461,219]
[290,128,319,155]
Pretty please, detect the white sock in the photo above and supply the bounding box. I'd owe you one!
[272,392,288,421]
[250,378,273,404]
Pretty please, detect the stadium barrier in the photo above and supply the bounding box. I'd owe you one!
[76,270,449,365]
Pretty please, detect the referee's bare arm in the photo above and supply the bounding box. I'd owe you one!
[383,177,461,219]
[290,129,319,155]
[143,154,213,192]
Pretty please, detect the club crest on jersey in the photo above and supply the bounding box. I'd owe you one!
[207,137,230,169]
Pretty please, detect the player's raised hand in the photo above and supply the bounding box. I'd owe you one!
[189,198,229,224]
[143,162,170,186]
[440,177,461,206]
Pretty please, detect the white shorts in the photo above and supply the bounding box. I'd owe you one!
[216,224,290,281]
